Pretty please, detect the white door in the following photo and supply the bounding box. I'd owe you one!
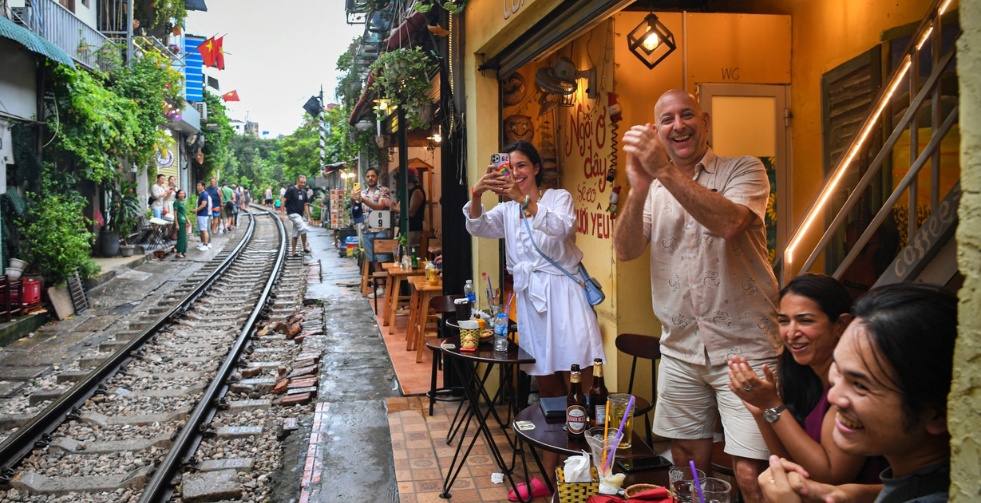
[699,84,791,264]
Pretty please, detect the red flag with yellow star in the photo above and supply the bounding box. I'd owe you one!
[221,90,240,102]
[214,36,225,70]
[197,37,216,67]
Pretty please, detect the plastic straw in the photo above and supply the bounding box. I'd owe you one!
[690,460,706,503]
[600,399,611,471]
[482,272,495,304]
[601,395,634,474]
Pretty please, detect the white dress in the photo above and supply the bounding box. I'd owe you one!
[463,189,605,376]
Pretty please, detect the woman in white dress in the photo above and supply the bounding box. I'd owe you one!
[465,140,605,498]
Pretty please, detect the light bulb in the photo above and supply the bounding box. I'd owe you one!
[432,133,442,143]
[641,31,660,52]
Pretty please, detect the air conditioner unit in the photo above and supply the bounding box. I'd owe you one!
[193,102,207,120]
[9,0,26,8]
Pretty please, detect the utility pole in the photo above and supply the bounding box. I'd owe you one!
[319,86,326,176]
[126,0,134,65]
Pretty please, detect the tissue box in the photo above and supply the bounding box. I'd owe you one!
[555,466,599,503]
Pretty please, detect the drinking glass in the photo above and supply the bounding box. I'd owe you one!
[607,394,633,449]
[669,466,706,503]
[701,477,732,503]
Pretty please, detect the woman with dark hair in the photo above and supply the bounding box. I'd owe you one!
[465,140,605,500]
[760,283,956,503]
[174,189,189,259]
[728,273,884,484]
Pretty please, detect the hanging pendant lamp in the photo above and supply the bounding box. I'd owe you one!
[627,13,677,70]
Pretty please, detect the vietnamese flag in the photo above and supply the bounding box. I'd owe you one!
[214,36,225,70]
[222,90,240,102]
[197,37,216,67]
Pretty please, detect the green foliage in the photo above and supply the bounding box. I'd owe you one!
[278,117,321,181]
[201,91,235,177]
[48,49,183,185]
[412,0,468,14]
[369,46,437,130]
[20,168,98,284]
[310,200,322,221]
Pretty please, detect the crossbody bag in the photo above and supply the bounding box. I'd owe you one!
[521,213,605,306]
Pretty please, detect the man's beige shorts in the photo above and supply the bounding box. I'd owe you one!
[652,354,777,460]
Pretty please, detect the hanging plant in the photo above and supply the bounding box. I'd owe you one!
[368,46,437,130]
[412,0,468,14]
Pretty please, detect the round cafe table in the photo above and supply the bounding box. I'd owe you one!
[511,404,670,495]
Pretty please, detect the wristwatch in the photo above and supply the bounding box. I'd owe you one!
[764,404,787,423]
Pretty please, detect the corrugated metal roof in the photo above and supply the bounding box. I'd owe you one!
[0,16,75,68]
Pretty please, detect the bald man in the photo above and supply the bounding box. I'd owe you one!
[612,89,780,502]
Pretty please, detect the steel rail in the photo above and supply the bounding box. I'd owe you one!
[139,208,288,502]
[0,209,274,487]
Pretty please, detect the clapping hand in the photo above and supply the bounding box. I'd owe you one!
[728,356,780,415]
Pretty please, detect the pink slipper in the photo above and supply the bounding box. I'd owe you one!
[508,477,550,501]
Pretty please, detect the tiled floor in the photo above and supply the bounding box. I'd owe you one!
[374,294,439,396]
[371,293,549,502]
[388,396,547,503]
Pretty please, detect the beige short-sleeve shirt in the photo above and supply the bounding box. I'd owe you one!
[642,148,780,366]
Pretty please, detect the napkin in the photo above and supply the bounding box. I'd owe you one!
[585,486,672,503]
[563,451,592,482]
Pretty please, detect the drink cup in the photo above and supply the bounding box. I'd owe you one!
[607,394,633,449]
[669,466,706,503]
[454,298,471,322]
[584,427,619,477]
[701,477,732,503]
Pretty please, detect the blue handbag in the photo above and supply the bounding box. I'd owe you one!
[522,214,604,306]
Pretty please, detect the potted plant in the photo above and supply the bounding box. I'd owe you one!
[368,46,437,130]
[103,180,142,256]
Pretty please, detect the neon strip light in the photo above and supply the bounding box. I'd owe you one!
[784,57,912,269]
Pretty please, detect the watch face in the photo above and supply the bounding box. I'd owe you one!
[765,405,784,423]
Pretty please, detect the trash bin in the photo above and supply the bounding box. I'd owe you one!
[345,236,359,257]
[21,279,41,306]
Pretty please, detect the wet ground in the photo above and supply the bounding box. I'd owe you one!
[0,217,402,502]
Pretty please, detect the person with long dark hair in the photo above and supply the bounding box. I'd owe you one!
[465,140,605,500]
[728,274,885,484]
[760,283,956,503]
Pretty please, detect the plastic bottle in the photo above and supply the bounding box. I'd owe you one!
[588,358,609,427]
[464,280,476,305]
[493,313,508,351]
[566,364,587,441]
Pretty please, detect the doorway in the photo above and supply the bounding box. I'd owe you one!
[699,84,791,263]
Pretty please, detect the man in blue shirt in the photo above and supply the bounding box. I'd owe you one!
[195,180,212,251]
[206,177,222,235]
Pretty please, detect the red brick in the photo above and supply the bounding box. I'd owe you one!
[280,392,311,406]
[287,365,316,378]
[289,377,318,388]
[272,379,288,395]
[241,367,263,378]
[277,366,288,377]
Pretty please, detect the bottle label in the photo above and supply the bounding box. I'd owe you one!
[567,406,587,434]
[594,405,606,425]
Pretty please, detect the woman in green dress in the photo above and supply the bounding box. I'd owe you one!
[174,189,189,258]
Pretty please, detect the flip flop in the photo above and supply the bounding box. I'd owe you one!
[507,477,549,501]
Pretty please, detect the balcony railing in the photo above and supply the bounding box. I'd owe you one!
[16,0,110,70]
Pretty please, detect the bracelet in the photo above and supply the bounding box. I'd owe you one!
[521,195,531,211]
[471,189,482,199]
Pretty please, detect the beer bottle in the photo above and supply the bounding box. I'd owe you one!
[588,358,609,428]
[566,364,587,441]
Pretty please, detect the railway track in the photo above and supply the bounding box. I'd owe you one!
[0,208,322,502]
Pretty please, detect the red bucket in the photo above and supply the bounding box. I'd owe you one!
[21,279,41,305]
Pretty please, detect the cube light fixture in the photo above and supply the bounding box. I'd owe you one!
[627,13,676,70]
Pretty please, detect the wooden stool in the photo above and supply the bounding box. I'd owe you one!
[425,295,464,416]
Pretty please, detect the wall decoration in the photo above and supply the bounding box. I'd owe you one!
[502,73,527,107]
[503,115,534,143]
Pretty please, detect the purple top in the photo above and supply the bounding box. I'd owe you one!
[803,387,888,484]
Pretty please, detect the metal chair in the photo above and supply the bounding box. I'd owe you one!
[614,333,661,447]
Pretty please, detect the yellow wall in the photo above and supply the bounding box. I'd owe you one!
[951,0,980,498]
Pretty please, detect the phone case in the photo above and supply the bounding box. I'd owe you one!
[492,153,510,175]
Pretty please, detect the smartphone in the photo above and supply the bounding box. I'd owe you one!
[352,183,360,192]
[491,153,510,175]
[616,455,672,473]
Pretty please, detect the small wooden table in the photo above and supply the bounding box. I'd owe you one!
[381,263,424,334]
[405,275,443,362]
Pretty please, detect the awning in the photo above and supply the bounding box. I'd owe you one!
[0,16,76,68]
[384,11,426,51]
[348,72,376,125]
[186,0,208,12]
